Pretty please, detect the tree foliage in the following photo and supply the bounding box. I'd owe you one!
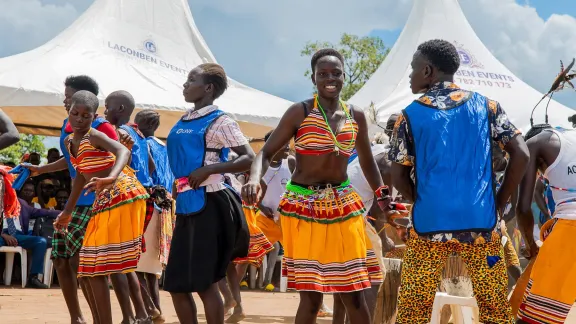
[0,134,46,164]
[301,33,389,101]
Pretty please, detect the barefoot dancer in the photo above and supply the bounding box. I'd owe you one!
[164,63,251,324]
[57,91,149,324]
[103,91,155,323]
[134,109,176,323]
[242,48,388,324]
[389,40,528,324]
[25,76,119,324]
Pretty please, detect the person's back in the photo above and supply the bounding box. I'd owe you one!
[147,137,174,193]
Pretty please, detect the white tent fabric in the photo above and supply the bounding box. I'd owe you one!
[0,0,291,141]
[349,0,576,134]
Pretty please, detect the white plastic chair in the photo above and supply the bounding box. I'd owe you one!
[429,292,479,324]
[0,246,27,287]
[43,248,53,287]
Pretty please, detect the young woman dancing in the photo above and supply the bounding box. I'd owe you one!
[57,90,150,324]
[242,49,390,324]
[164,63,252,324]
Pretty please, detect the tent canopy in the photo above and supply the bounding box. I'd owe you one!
[349,0,576,134]
[0,0,292,145]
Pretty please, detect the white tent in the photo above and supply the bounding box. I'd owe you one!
[349,0,576,134]
[0,0,291,144]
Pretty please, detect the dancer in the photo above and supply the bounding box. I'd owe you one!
[516,125,576,323]
[134,109,176,323]
[164,63,251,324]
[388,39,529,324]
[24,75,118,324]
[58,90,149,324]
[104,91,155,324]
[242,48,388,324]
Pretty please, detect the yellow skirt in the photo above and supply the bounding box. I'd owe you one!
[78,168,149,277]
[279,180,376,293]
[255,212,283,246]
[233,206,274,266]
[518,218,576,323]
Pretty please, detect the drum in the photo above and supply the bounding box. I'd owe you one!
[373,258,402,324]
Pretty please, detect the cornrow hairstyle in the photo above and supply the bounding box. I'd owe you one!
[524,123,552,141]
[134,109,160,131]
[417,39,460,75]
[198,63,228,99]
[64,75,99,96]
[311,48,345,74]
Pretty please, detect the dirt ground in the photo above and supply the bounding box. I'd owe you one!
[0,288,335,324]
[1,288,575,323]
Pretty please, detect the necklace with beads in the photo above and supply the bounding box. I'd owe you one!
[314,94,355,155]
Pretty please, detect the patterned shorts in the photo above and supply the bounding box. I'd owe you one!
[51,205,92,259]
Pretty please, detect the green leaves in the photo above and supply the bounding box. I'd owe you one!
[301,33,389,101]
[0,134,46,164]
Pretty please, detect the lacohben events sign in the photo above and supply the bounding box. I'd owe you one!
[453,41,515,89]
[107,40,188,75]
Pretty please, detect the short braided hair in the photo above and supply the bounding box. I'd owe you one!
[134,109,160,131]
[198,63,228,99]
[417,39,460,74]
[525,124,552,141]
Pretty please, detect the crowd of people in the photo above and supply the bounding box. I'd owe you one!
[0,38,572,324]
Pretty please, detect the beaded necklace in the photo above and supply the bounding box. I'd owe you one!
[314,95,356,155]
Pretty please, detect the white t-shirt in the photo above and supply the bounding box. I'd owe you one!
[348,144,391,214]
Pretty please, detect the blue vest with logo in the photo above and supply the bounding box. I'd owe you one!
[167,109,228,215]
[403,92,497,235]
[120,125,153,188]
[60,117,107,206]
[147,137,175,193]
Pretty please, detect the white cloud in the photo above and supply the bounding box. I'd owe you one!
[0,0,575,111]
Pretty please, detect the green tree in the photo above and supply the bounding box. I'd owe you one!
[301,33,389,101]
[0,134,46,164]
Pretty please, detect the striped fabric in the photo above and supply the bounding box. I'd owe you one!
[279,182,377,293]
[67,129,116,174]
[517,279,571,324]
[234,206,274,266]
[294,100,358,157]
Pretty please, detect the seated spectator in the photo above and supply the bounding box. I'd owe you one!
[18,198,60,236]
[55,188,68,211]
[18,180,39,208]
[32,179,57,209]
[28,152,41,166]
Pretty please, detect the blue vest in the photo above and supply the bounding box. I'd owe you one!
[60,117,107,206]
[147,137,175,193]
[120,125,153,188]
[403,92,497,235]
[167,109,227,215]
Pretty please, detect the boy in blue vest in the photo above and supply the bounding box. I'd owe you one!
[103,90,155,324]
[389,39,529,324]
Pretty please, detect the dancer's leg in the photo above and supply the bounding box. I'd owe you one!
[126,272,151,321]
[79,277,100,324]
[332,294,346,324]
[365,285,380,321]
[145,273,161,312]
[137,272,156,314]
[110,273,135,323]
[198,283,225,324]
[54,257,86,324]
[89,276,113,324]
[226,263,245,323]
[263,244,279,286]
[338,291,370,324]
[295,291,323,324]
[170,293,198,324]
[218,278,236,314]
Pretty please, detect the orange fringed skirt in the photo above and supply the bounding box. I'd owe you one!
[233,205,274,267]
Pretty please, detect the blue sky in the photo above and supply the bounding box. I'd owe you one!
[2,0,576,150]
